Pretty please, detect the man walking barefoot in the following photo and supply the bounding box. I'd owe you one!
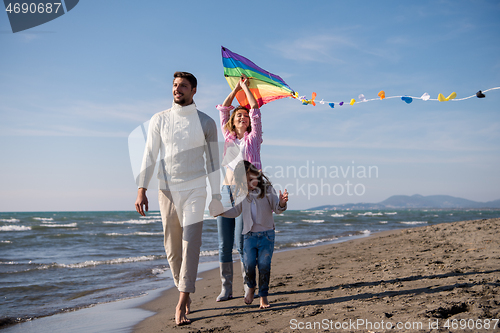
[135,72,222,325]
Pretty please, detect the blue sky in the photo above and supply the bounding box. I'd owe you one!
[1,0,499,211]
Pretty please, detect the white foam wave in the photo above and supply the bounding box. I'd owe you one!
[344,223,351,226]
[46,255,163,269]
[358,212,383,216]
[103,219,157,225]
[152,267,168,275]
[0,218,20,223]
[379,221,388,224]
[106,232,162,236]
[40,223,77,228]
[1,240,13,243]
[0,225,31,231]
[33,217,54,221]
[302,219,325,223]
[361,229,371,234]
[400,221,428,225]
[140,215,161,219]
[331,213,344,217]
[200,250,219,257]
[292,236,338,247]
[385,212,398,215]
[284,221,293,224]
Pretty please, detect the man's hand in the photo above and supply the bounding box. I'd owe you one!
[135,188,148,216]
[209,199,224,217]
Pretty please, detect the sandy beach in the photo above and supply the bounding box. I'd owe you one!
[134,218,500,332]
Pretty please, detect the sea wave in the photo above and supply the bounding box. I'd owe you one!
[33,217,54,221]
[0,225,31,231]
[358,212,383,216]
[40,223,78,228]
[331,213,344,217]
[103,219,158,225]
[290,236,338,247]
[302,219,325,223]
[308,210,326,215]
[1,255,167,274]
[200,249,219,257]
[400,221,428,225]
[385,212,398,215]
[106,232,163,236]
[53,255,164,269]
[0,218,20,223]
[152,267,168,275]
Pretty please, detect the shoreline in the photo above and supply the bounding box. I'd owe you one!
[132,229,397,332]
[133,218,500,332]
[2,218,499,332]
[0,229,384,332]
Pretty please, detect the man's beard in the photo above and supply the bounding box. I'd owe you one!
[174,95,186,105]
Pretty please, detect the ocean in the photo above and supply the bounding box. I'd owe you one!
[1,209,499,328]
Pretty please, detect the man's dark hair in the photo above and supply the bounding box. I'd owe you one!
[173,71,197,89]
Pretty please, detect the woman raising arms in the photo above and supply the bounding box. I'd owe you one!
[216,75,262,302]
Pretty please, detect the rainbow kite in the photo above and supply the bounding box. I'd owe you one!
[222,46,296,108]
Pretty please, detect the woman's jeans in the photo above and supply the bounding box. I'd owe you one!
[243,229,275,297]
[217,185,243,263]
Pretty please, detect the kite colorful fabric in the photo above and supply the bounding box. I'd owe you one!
[222,46,295,108]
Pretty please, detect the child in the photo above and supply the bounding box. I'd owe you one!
[219,160,289,308]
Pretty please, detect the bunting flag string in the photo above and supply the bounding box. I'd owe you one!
[313,87,500,108]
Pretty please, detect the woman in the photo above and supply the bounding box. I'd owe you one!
[216,75,262,301]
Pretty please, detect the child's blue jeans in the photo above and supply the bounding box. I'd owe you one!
[243,229,275,297]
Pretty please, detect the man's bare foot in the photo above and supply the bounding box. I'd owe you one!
[244,287,255,304]
[175,304,191,326]
[260,296,270,309]
[186,296,191,314]
[176,292,191,326]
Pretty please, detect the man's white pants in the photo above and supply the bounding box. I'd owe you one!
[158,187,206,293]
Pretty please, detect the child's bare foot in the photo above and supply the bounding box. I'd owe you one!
[260,296,270,309]
[244,287,255,304]
[175,304,191,326]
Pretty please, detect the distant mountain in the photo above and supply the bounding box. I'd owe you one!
[309,194,500,210]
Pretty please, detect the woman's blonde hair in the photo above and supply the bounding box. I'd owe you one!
[223,106,252,134]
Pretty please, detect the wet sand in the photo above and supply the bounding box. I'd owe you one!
[134,218,500,332]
